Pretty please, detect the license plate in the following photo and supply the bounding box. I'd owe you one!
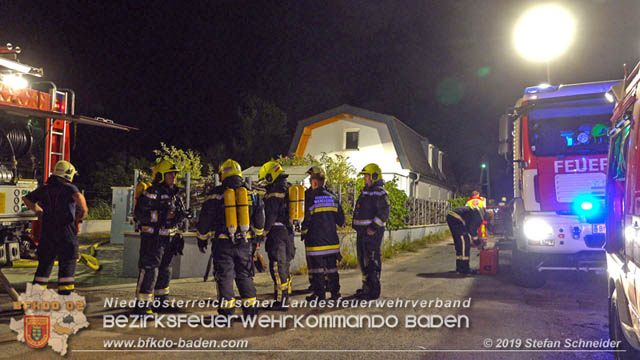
[593,224,606,234]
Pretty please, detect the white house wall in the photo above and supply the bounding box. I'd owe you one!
[303,117,408,179]
[301,117,452,200]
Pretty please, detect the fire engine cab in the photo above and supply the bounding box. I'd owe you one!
[606,61,640,359]
[0,43,134,271]
[499,79,619,288]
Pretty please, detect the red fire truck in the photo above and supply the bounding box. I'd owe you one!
[606,62,640,359]
[0,44,134,270]
[499,79,619,288]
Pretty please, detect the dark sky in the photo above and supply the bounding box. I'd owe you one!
[3,0,640,198]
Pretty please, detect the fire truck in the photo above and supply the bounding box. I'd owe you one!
[0,44,134,271]
[499,79,619,288]
[605,62,640,359]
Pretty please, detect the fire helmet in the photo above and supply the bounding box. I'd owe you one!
[258,161,285,184]
[359,163,382,182]
[152,159,180,183]
[306,165,326,180]
[219,159,242,181]
[53,160,77,182]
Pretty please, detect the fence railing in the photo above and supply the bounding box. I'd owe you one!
[405,198,450,226]
[185,179,450,229]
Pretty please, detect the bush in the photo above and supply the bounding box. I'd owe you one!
[87,199,112,220]
[447,196,468,209]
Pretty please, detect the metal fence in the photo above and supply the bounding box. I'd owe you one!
[183,179,450,229]
[405,198,450,226]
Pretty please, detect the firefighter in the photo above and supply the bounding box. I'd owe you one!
[23,160,88,295]
[446,204,486,274]
[197,159,265,319]
[258,161,295,307]
[352,163,389,300]
[301,166,345,301]
[133,159,186,314]
[466,190,486,208]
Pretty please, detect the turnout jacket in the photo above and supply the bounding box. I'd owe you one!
[301,186,345,254]
[352,180,390,232]
[263,175,291,232]
[449,206,484,235]
[196,175,265,242]
[25,176,80,233]
[134,182,183,236]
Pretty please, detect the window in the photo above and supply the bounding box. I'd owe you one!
[345,131,359,150]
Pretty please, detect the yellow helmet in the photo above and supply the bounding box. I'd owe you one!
[219,159,242,181]
[359,163,382,182]
[53,160,77,182]
[152,159,180,183]
[259,161,284,184]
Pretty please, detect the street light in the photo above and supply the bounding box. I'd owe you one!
[513,4,575,83]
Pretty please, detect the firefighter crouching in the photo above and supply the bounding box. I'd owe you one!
[23,160,88,295]
[133,159,187,314]
[197,159,265,319]
[352,163,389,300]
[302,166,345,301]
[258,161,296,307]
[446,205,486,274]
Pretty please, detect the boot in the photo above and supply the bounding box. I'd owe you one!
[135,301,154,315]
[242,306,258,321]
[455,260,462,273]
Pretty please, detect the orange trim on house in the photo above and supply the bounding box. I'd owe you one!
[295,113,385,157]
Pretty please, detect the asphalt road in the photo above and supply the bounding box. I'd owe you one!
[0,238,615,360]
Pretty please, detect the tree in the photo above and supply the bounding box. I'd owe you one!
[232,94,288,166]
[152,142,204,183]
[87,152,153,201]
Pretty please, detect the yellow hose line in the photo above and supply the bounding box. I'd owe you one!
[10,239,108,271]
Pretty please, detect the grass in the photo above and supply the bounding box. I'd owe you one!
[338,230,451,269]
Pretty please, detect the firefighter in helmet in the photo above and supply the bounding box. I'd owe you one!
[133,159,186,314]
[23,160,88,295]
[352,163,389,300]
[446,203,486,274]
[197,159,265,318]
[301,166,345,301]
[258,161,295,307]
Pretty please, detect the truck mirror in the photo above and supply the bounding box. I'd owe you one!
[498,113,511,156]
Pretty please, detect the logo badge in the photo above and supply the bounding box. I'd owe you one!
[24,315,50,348]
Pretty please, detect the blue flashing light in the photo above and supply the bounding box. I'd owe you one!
[524,84,559,94]
[580,202,593,211]
[572,194,603,218]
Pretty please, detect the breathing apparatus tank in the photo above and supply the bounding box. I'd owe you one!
[288,184,305,231]
[134,182,151,207]
[235,186,250,238]
[223,188,237,237]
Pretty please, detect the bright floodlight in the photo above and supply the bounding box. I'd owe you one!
[1,74,28,89]
[514,4,575,62]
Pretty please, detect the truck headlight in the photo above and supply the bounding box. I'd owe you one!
[523,218,554,241]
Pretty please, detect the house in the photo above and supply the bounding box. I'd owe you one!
[288,105,454,200]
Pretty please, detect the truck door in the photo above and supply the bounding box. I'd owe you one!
[631,97,640,327]
[608,107,636,314]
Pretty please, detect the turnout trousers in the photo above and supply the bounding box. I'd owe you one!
[446,214,471,273]
[33,224,78,295]
[136,233,174,303]
[356,228,383,299]
[305,252,340,299]
[265,226,295,302]
[212,237,258,316]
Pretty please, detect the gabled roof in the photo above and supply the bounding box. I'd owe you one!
[288,104,451,188]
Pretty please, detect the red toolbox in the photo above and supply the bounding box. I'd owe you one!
[479,248,499,275]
